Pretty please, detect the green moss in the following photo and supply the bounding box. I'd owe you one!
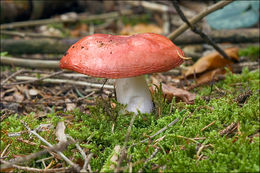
[1,68,259,172]
[239,45,260,61]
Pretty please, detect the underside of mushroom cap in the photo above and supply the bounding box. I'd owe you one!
[60,33,184,79]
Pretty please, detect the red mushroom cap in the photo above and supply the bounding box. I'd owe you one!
[60,33,184,79]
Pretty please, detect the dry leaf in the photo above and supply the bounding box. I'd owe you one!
[13,91,24,102]
[120,23,163,35]
[151,77,196,104]
[196,68,227,85]
[65,98,76,111]
[29,89,39,96]
[183,47,239,77]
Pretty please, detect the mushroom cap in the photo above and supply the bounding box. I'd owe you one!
[60,33,184,79]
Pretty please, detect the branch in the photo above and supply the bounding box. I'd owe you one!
[0,10,133,30]
[12,76,114,89]
[1,56,59,69]
[172,0,237,63]
[0,160,70,173]
[1,30,63,39]
[167,0,234,40]
[139,117,179,144]
[2,71,64,86]
[21,121,81,172]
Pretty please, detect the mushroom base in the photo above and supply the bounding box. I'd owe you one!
[115,76,153,114]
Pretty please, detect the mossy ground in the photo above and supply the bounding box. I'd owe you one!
[1,68,259,172]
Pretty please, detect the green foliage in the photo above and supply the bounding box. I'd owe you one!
[1,68,259,172]
[239,46,260,60]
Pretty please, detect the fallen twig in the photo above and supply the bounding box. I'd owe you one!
[0,160,70,173]
[0,144,10,158]
[200,120,217,132]
[67,135,93,173]
[13,76,114,89]
[1,30,63,39]
[139,117,179,144]
[0,10,133,30]
[3,71,64,86]
[172,0,236,63]
[137,147,160,173]
[219,122,237,136]
[167,0,234,40]
[115,114,137,173]
[1,56,59,69]
[1,69,25,85]
[21,121,81,172]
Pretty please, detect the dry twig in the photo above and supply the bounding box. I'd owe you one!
[167,0,234,40]
[0,10,132,30]
[115,114,137,172]
[137,147,160,173]
[139,117,179,144]
[13,76,114,89]
[172,0,236,63]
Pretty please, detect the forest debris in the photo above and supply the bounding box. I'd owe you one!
[152,77,196,104]
[1,56,59,69]
[219,122,237,136]
[183,47,239,78]
[15,76,114,89]
[0,9,133,30]
[65,98,76,111]
[1,29,258,54]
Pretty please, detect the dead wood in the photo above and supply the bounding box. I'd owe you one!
[1,29,258,55]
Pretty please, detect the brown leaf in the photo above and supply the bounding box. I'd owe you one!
[13,91,24,102]
[183,47,239,78]
[120,23,163,35]
[151,77,196,104]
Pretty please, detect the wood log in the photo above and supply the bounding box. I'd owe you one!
[1,29,259,54]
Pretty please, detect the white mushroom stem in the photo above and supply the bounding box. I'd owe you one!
[115,76,153,114]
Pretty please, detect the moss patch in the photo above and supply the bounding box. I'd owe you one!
[1,68,259,172]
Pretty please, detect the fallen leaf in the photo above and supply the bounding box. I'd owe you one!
[65,98,76,111]
[120,23,163,35]
[29,89,39,96]
[13,91,24,102]
[183,47,239,77]
[151,77,196,104]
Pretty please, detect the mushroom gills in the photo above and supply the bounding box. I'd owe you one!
[115,75,153,114]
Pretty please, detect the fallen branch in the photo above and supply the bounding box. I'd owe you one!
[13,76,114,89]
[139,117,179,144]
[0,10,133,30]
[1,30,63,39]
[172,0,236,63]
[137,147,160,173]
[21,121,81,172]
[1,69,25,85]
[0,160,70,173]
[167,0,234,40]
[1,56,59,69]
[1,29,258,54]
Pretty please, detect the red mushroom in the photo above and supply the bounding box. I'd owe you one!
[60,33,184,114]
